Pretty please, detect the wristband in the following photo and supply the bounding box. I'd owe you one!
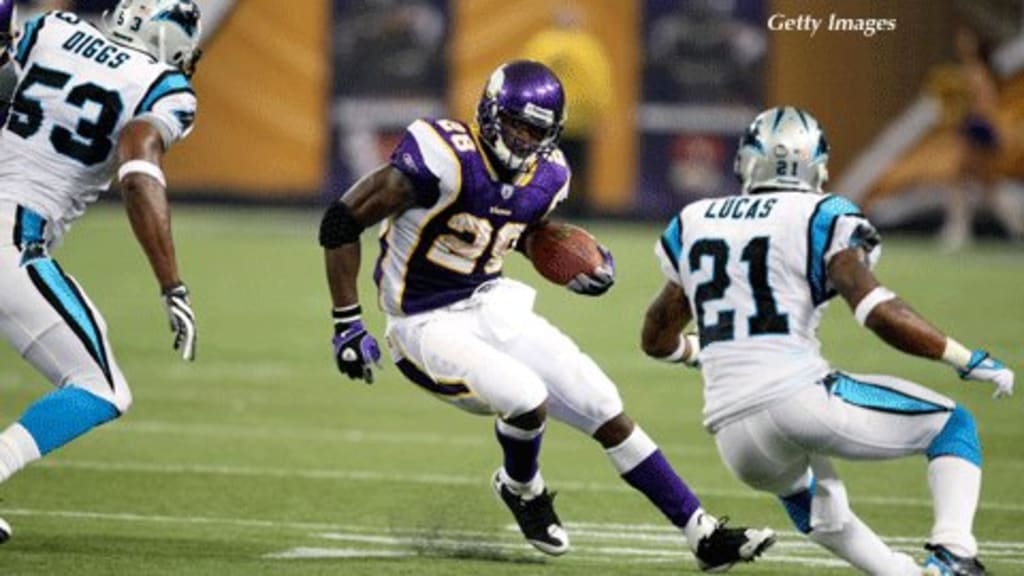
[853,286,896,326]
[656,333,699,364]
[118,160,166,187]
[332,304,362,330]
[941,338,973,370]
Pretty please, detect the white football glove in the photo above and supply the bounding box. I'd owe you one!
[162,282,196,362]
[958,350,1014,399]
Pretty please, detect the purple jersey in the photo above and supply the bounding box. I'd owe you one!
[375,118,570,316]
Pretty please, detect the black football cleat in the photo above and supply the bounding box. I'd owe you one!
[689,514,776,573]
[491,469,569,556]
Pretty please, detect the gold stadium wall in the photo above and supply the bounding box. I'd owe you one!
[451,0,640,211]
[767,0,954,179]
[164,0,330,199]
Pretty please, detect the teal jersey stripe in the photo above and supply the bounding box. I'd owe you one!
[14,14,46,66]
[659,215,683,270]
[136,70,192,115]
[806,195,862,305]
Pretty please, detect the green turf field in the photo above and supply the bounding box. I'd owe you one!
[0,206,1020,575]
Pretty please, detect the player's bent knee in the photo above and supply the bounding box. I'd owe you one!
[19,387,120,456]
[504,402,547,430]
[926,404,982,467]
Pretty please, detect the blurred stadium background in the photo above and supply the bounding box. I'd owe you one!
[13,0,1024,229]
[1,1,1022,575]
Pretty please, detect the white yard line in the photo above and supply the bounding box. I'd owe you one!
[36,458,1024,514]
[103,419,717,454]
[109,420,488,447]
[0,507,1019,568]
[267,547,416,559]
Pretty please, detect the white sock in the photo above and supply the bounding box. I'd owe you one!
[928,456,980,557]
[810,513,918,576]
[0,424,41,482]
[682,508,715,549]
[604,426,657,474]
[498,467,545,499]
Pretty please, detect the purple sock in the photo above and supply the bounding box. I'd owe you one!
[622,449,702,528]
[495,421,543,483]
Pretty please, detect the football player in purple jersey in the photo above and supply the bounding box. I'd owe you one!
[319,60,775,571]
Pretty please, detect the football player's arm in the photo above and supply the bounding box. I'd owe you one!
[117,120,196,361]
[641,281,700,366]
[320,165,417,308]
[319,165,416,383]
[118,121,179,289]
[828,248,1013,397]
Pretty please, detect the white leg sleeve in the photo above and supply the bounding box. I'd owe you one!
[810,514,920,576]
[928,456,981,557]
[0,424,41,482]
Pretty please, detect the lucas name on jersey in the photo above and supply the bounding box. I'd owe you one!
[701,196,778,221]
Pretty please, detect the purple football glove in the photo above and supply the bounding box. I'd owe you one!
[567,245,615,296]
[331,305,382,384]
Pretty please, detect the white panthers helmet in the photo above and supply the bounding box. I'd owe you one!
[733,106,830,194]
[102,0,202,76]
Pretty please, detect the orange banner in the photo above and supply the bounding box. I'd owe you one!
[164,0,330,199]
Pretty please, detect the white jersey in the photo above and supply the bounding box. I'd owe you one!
[655,191,881,432]
[0,11,196,242]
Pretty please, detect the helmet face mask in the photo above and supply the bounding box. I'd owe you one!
[102,0,202,76]
[476,60,565,173]
[733,106,830,195]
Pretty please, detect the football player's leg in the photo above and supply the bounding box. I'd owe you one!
[389,309,550,489]
[0,256,130,484]
[717,408,920,575]
[809,372,982,561]
[501,311,776,568]
[386,311,568,554]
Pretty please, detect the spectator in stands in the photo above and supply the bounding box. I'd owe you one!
[942,24,1023,250]
[522,4,612,216]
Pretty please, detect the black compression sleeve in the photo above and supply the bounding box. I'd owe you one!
[319,202,365,248]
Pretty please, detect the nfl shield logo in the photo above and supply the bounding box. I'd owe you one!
[501,184,514,199]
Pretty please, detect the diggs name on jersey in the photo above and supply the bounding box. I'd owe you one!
[61,25,131,69]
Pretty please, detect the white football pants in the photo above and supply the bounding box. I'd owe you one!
[0,203,132,412]
[385,278,623,434]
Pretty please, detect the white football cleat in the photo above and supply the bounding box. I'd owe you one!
[0,516,11,543]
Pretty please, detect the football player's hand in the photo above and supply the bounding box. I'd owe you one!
[161,282,196,362]
[332,305,382,384]
[567,245,615,296]
[958,350,1014,399]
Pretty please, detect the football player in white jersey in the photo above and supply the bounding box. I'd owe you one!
[642,106,1014,575]
[0,0,201,541]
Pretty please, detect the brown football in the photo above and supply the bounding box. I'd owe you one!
[525,221,603,285]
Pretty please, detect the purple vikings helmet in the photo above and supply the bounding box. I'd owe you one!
[476,60,566,172]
